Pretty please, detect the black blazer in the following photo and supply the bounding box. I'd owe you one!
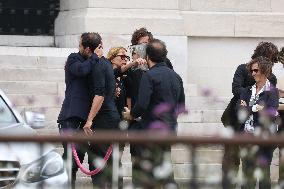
[57,53,99,122]
[222,64,277,129]
[238,84,279,129]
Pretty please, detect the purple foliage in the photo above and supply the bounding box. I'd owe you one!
[152,103,172,117]
[148,121,170,134]
[26,96,35,105]
[201,88,212,97]
[54,96,63,105]
[257,155,270,166]
[265,107,278,117]
[174,104,187,117]
[39,107,47,114]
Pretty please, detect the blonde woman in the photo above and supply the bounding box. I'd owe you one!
[107,47,146,117]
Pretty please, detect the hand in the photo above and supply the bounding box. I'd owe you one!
[240,100,247,106]
[256,104,264,111]
[95,44,103,58]
[115,85,121,98]
[133,58,147,66]
[123,107,133,121]
[83,120,93,136]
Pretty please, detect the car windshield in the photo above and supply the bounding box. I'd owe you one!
[0,96,18,127]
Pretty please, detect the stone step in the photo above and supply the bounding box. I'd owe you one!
[185,96,230,111]
[0,81,59,95]
[173,163,280,181]
[174,163,221,179]
[0,68,64,82]
[0,46,76,57]
[178,110,224,123]
[0,55,66,69]
[0,35,55,47]
[177,123,226,136]
[8,94,63,108]
[184,83,198,97]
[62,0,179,11]
[172,148,223,164]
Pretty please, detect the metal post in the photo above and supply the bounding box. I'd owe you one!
[190,145,198,189]
[112,143,119,189]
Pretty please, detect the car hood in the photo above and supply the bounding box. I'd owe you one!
[0,123,36,135]
[0,123,55,164]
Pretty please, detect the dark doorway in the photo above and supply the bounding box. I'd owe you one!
[0,0,60,35]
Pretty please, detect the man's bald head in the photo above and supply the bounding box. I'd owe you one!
[146,39,168,63]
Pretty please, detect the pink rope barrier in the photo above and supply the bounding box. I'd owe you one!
[71,143,113,176]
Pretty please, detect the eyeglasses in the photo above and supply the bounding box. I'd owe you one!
[116,55,130,61]
[250,69,259,74]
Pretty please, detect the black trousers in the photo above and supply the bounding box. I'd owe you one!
[128,121,177,188]
[58,118,116,189]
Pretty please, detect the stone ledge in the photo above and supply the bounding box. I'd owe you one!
[0,35,54,47]
[60,0,179,11]
[55,8,184,36]
[0,46,76,57]
[235,13,284,37]
[190,0,271,12]
[55,9,284,38]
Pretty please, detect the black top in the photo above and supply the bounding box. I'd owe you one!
[58,53,97,122]
[88,57,118,114]
[164,57,173,70]
[130,62,185,130]
[225,63,278,128]
[113,68,127,118]
[124,68,145,107]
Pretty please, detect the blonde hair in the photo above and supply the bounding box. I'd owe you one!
[107,47,127,61]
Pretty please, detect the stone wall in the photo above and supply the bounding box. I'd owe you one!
[55,0,284,97]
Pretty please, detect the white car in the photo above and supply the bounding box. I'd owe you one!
[0,90,68,189]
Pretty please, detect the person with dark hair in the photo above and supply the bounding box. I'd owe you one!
[83,35,120,188]
[221,41,278,189]
[251,42,279,63]
[238,57,279,189]
[131,27,154,45]
[126,28,173,110]
[123,39,185,188]
[57,32,103,189]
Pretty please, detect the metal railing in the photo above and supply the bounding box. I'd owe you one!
[1,131,284,189]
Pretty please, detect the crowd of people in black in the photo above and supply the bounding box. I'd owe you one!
[57,28,185,189]
[56,26,284,189]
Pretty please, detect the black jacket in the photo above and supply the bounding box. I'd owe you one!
[131,62,185,130]
[57,53,98,122]
[238,85,279,130]
[222,63,277,129]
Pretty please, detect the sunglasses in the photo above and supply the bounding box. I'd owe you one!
[250,69,259,74]
[116,54,130,61]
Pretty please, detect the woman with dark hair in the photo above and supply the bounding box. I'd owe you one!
[238,57,279,189]
[221,41,279,189]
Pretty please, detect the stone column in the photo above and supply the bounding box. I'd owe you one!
[55,0,185,48]
[55,0,189,80]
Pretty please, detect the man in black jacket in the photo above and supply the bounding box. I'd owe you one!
[57,32,103,189]
[221,42,279,189]
[123,39,185,188]
[82,38,120,188]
